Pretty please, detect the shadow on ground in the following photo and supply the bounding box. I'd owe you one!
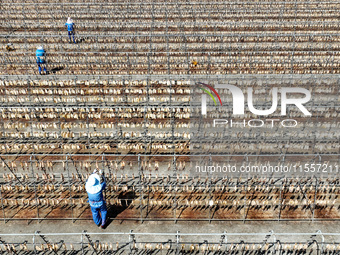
[104,191,137,228]
[50,66,64,74]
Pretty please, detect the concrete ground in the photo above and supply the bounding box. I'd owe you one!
[1,220,340,243]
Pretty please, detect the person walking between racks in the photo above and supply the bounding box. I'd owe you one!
[35,46,47,75]
[65,17,76,43]
[85,169,107,228]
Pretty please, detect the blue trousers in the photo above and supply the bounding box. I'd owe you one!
[37,64,47,74]
[68,31,76,43]
[90,203,107,226]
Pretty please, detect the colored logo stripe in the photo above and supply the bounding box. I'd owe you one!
[197,82,223,106]
[199,87,217,105]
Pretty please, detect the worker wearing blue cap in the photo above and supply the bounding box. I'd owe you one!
[65,17,76,43]
[35,46,47,75]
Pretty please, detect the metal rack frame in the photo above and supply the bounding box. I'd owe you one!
[0,153,339,223]
[0,230,338,254]
[1,0,340,75]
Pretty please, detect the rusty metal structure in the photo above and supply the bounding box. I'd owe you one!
[0,153,340,222]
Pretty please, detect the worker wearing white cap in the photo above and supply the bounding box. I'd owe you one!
[35,46,47,75]
[65,17,76,43]
[85,169,107,228]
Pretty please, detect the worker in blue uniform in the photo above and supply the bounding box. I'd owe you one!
[35,46,47,75]
[65,17,76,43]
[85,169,107,228]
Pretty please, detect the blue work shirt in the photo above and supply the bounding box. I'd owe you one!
[36,49,46,64]
[65,22,74,31]
[87,181,106,208]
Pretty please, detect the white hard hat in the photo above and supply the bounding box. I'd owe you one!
[37,45,44,50]
[85,174,102,194]
[67,17,73,23]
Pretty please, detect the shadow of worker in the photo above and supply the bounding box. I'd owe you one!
[49,66,64,74]
[103,191,137,228]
